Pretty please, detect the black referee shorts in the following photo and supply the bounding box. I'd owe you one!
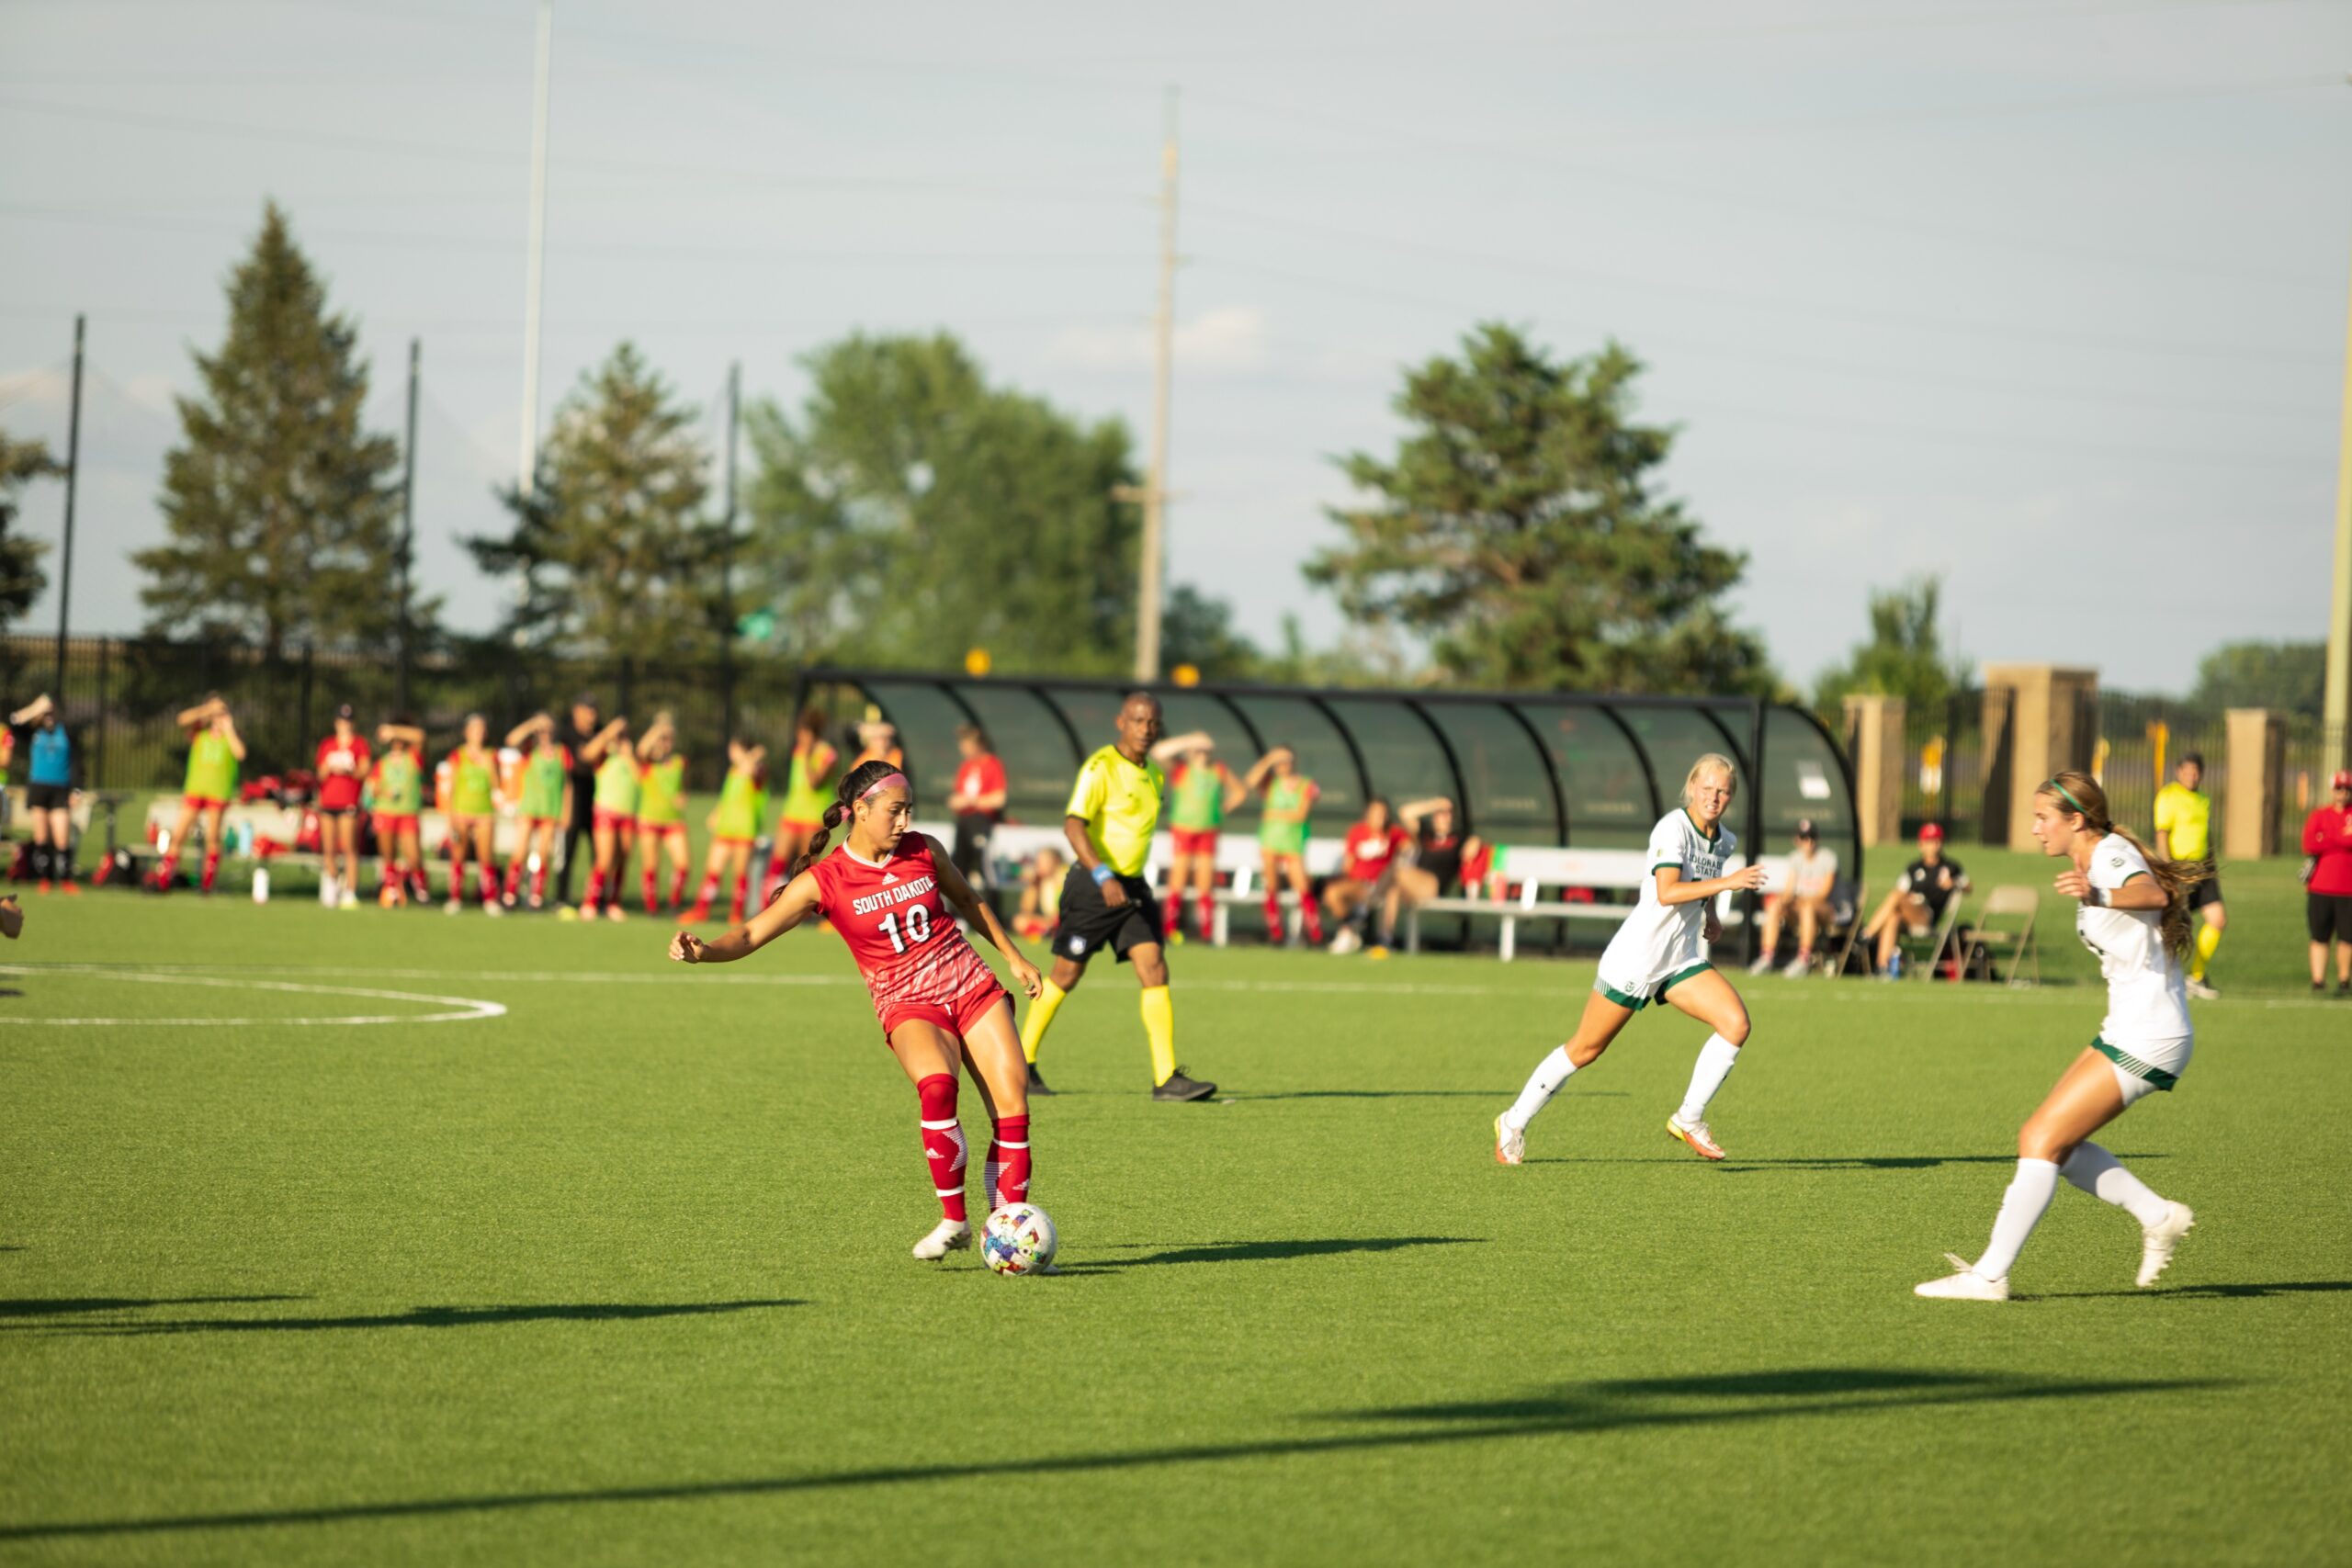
[2186,874,2223,913]
[1054,865,1164,965]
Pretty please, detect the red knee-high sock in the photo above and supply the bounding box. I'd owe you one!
[1302,900,1325,944]
[583,868,605,910]
[917,1074,967,1224]
[1262,890,1283,936]
[667,866,688,908]
[1195,892,1215,938]
[729,873,749,924]
[695,872,721,908]
[479,864,499,905]
[641,865,658,915]
[200,850,220,893]
[503,860,523,897]
[531,862,547,903]
[985,1115,1031,1213]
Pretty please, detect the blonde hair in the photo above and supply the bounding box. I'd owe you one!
[1681,753,1738,807]
[2036,770,2204,956]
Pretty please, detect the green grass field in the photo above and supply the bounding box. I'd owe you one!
[2,847,2346,1565]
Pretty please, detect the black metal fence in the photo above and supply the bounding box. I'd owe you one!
[2,635,807,794]
[2281,718,2348,852]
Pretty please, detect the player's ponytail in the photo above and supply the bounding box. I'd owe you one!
[2038,770,2204,956]
[786,758,904,879]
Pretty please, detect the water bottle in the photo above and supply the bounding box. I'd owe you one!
[252,865,270,905]
[1886,951,1903,980]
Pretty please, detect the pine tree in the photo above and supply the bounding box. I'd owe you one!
[136,203,417,657]
[469,342,719,664]
[0,426,56,630]
[1309,324,1770,694]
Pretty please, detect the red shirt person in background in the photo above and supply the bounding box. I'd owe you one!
[1325,797,1408,954]
[947,724,1009,912]
[2302,769,2352,996]
[313,705,372,910]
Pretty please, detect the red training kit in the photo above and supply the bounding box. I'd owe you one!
[805,833,1006,1039]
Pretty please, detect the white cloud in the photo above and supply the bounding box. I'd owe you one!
[1049,306,1268,375]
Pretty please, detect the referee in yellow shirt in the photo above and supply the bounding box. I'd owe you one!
[1019,692,1216,1102]
[2154,751,2225,999]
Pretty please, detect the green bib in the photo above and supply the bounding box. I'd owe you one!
[637,756,686,827]
[714,768,768,840]
[595,752,640,816]
[1170,762,1227,831]
[374,750,423,815]
[184,730,238,801]
[781,741,835,824]
[448,749,496,815]
[1258,775,1312,854]
[518,747,568,818]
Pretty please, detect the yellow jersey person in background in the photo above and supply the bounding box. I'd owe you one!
[2154,752,2224,1000]
[1017,692,1217,1103]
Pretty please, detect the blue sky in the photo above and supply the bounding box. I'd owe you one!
[2,0,2346,694]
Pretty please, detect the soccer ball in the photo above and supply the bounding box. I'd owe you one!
[982,1203,1057,1276]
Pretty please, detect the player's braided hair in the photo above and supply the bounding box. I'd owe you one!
[2038,770,2205,956]
[786,758,906,879]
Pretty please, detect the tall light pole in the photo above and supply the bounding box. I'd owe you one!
[515,0,553,491]
[1132,87,1180,683]
[2327,225,2352,769]
[51,313,84,694]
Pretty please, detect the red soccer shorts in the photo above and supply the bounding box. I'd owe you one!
[712,835,755,850]
[1170,828,1219,857]
[879,975,1011,1044]
[374,813,419,839]
[638,821,686,840]
[593,808,636,832]
[183,794,228,810]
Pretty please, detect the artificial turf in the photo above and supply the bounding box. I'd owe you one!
[0,847,2344,1565]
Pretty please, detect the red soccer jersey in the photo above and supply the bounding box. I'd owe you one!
[2306,805,2352,896]
[315,735,373,811]
[954,753,1007,820]
[807,832,1002,1032]
[1343,822,1409,883]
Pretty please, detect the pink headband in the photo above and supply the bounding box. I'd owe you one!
[860,772,910,800]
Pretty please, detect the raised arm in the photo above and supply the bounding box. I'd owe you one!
[582,716,628,763]
[176,697,224,728]
[504,714,549,748]
[377,723,425,748]
[928,840,1041,998]
[1396,796,1452,831]
[1243,750,1283,791]
[9,694,53,727]
[217,715,246,761]
[672,868,821,963]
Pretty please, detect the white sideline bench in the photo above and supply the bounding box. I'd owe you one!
[142,800,537,865]
[933,818,1791,963]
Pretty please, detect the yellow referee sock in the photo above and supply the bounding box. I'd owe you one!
[1021,981,1068,1066]
[1140,985,1176,1087]
[2190,922,2222,982]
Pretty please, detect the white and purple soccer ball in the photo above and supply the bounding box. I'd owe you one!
[982,1203,1057,1276]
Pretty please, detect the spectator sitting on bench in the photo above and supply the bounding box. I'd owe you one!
[1861,822,1969,978]
[1326,797,1407,954]
[1377,796,1486,953]
[1749,818,1837,976]
[1013,846,1065,943]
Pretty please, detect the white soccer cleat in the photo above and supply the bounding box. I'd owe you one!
[911,1218,972,1261]
[1494,1112,1524,1167]
[1781,954,1812,978]
[1915,1252,2010,1302]
[2137,1201,2195,1288]
[443,897,461,916]
[1747,953,1775,976]
[1666,1115,1726,1162]
[1328,927,1363,955]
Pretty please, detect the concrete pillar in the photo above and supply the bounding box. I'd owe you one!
[2224,708,2285,862]
[1982,664,2100,850]
[1840,694,1905,847]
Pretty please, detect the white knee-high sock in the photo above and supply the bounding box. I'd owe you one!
[1973,1158,2060,1280]
[2060,1143,2169,1227]
[1676,1034,1741,1124]
[1504,1046,1577,1132]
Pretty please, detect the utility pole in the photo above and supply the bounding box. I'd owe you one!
[51,313,84,694]
[1132,86,1180,684]
[515,0,553,491]
[398,337,420,713]
[719,359,740,746]
[2327,230,2352,770]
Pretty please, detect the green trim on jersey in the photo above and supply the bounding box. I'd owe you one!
[594,751,640,815]
[637,755,687,826]
[1596,960,1713,1014]
[2095,1035,2177,1089]
[1680,807,1722,846]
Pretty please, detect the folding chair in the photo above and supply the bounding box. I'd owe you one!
[1822,877,1870,976]
[1897,893,1967,981]
[1962,886,2042,987]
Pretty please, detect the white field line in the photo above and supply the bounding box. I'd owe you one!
[0,966,507,1026]
[12,962,2343,1010]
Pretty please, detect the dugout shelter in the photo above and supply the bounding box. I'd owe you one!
[790,668,1860,959]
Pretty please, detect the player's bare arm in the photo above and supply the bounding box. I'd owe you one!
[671,870,820,964]
[1654,863,1766,908]
[1064,812,1129,907]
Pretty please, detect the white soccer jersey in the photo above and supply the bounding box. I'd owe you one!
[2076,834,2191,1048]
[1596,809,1736,1003]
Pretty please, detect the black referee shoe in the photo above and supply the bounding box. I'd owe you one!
[1151,1067,1217,1102]
[1025,1062,1057,1096]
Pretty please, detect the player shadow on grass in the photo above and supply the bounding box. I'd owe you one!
[0,1298,801,1337]
[1526,1153,2166,1171]
[0,1294,300,1317]
[1052,1236,1479,1274]
[1238,1089,1628,1100]
[0,1364,2222,1544]
[2032,1280,2352,1302]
